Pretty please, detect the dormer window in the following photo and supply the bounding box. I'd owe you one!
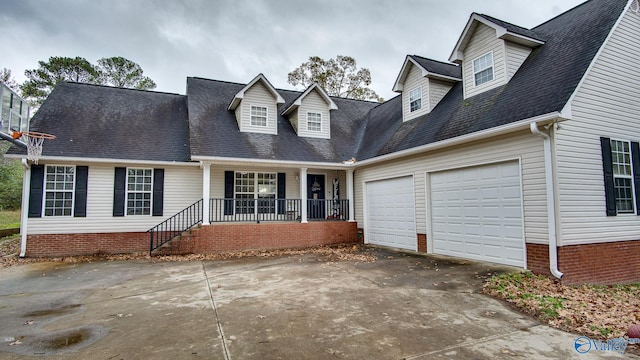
[473,52,494,86]
[307,112,322,132]
[409,87,422,112]
[250,106,267,127]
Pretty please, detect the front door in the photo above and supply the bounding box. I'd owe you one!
[307,174,325,219]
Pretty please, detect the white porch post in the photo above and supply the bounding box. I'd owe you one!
[202,162,211,225]
[346,168,355,222]
[300,167,308,223]
[19,160,30,257]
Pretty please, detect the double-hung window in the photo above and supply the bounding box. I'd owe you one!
[307,112,322,132]
[234,172,277,214]
[250,106,267,127]
[44,166,75,216]
[601,137,640,215]
[409,87,422,112]
[127,168,152,215]
[473,52,494,86]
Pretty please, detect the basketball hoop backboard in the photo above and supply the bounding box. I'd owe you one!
[0,82,30,145]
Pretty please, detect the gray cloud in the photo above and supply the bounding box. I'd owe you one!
[3,0,584,100]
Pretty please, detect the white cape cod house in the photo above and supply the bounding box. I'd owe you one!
[7,0,640,284]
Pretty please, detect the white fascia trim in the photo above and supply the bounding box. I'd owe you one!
[192,155,352,170]
[392,56,428,92]
[227,73,285,111]
[357,112,564,167]
[281,83,338,116]
[498,30,545,46]
[427,73,462,82]
[560,0,632,118]
[3,154,200,167]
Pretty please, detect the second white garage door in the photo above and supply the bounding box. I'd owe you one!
[365,176,417,251]
[430,161,524,267]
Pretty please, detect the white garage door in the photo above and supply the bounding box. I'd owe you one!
[430,161,524,267]
[366,176,417,251]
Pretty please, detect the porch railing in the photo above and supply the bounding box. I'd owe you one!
[148,199,203,254]
[209,198,349,223]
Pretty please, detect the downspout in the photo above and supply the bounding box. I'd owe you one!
[19,159,30,258]
[529,122,563,279]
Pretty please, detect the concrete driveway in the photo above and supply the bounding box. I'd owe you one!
[0,247,634,359]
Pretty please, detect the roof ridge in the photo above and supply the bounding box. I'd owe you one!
[532,0,598,30]
[476,13,533,31]
[62,81,184,97]
[410,55,459,67]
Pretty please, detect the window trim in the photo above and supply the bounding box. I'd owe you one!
[610,138,636,214]
[250,105,268,127]
[472,51,495,86]
[234,171,278,214]
[307,112,322,132]
[409,87,422,112]
[43,165,76,217]
[125,167,153,216]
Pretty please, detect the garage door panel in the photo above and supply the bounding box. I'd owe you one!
[431,161,524,267]
[366,176,417,251]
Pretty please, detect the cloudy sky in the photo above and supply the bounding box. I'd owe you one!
[3,0,585,101]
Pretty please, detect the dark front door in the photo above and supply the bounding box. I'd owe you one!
[307,174,325,219]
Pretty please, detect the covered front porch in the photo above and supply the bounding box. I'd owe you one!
[149,161,358,254]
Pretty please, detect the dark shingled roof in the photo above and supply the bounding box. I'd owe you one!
[357,0,626,160]
[409,55,461,79]
[6,0,626,166]
[8,82,191,162]
[187,77,377,163]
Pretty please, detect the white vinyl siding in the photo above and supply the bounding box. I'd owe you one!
[238,82,277,135]
[505,42,532,81]
[297,89,330,139]
[28,163,202,234]
[555,7,640,246]
[428,79,453,111]
[402,64,430,121]
[354,131,547,244]
[463,23,506,99]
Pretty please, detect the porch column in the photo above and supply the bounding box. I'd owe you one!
[300,167,308,223]
[346,168,355,222]
[202,162,211,225]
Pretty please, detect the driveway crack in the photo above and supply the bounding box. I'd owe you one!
[202,262,230,360]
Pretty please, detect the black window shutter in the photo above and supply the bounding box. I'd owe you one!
[600,137,617,216]
[28,165,45,218]
[113,167,126,217]
[632,142,640,215]
[224,171,234,215]
[152,169,164,216]
[277,173,286,214]
[74,166,88,217]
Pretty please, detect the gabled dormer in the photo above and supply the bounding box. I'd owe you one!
[393,55,461,122]
[281,83,337,139]
[228,74,285,135]
[449,13,545,99]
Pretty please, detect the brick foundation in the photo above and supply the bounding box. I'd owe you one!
[26,232,149,257]
[417,234,427,252]
[527,240,640,285]
[25,222,359,258]
[159,221,359,255]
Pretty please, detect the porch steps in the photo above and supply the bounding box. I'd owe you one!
[153,226,201,256]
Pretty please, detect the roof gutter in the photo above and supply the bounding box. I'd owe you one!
[19,159,30,258]
[2,155,200,167]
[530,122,563,279]
[357,112,563,167]
[191,156,355,170]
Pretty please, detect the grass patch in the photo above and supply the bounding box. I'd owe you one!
[484,271,640,340]
[0,210,20,229]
